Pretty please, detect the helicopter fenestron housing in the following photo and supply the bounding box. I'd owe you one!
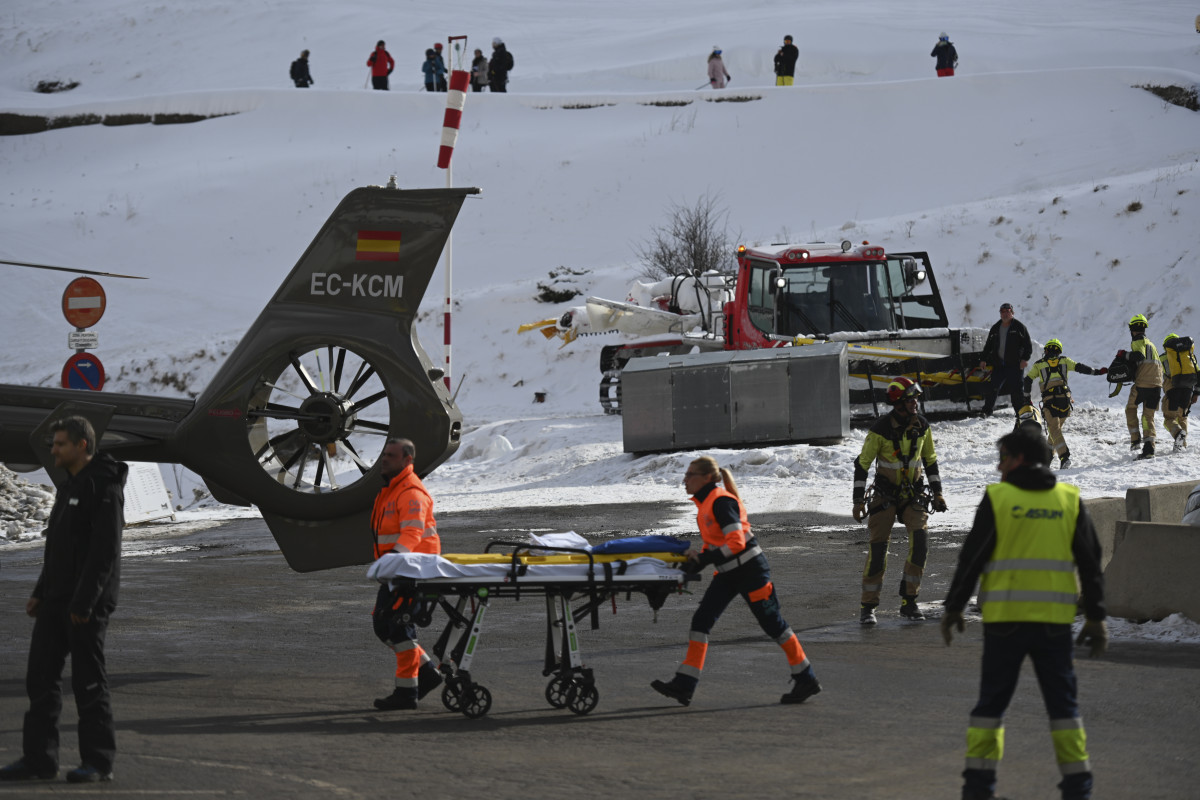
[0,185,478,572]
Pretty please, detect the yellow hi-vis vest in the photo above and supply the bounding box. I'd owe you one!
[979,482,1080,623]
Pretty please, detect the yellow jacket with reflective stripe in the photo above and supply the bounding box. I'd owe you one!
[980,482,1079,623]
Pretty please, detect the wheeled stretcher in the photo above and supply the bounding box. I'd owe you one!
[367,540,697,718]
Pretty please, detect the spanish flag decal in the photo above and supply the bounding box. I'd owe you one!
[356,230,402,261]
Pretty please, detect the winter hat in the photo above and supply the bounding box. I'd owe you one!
[493,37,503,47]
[434,42,443,50]
[784,35,793,42]
[426,48,436,57]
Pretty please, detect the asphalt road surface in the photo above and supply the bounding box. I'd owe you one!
[2,502,1198,798]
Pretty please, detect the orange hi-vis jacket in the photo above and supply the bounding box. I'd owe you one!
[692,486,761,572]
[371,465,439,559]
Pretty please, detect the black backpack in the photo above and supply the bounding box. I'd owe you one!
[290,59,303,80]
[1106,353,1134,384]
[504,50,514,71]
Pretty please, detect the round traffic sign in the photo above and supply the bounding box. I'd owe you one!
[62,276,107,328]
[61,352,106,391]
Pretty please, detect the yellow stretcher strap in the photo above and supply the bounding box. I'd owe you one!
[442,552,687,565]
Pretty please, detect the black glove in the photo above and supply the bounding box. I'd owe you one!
[852,502,866,523]
[1117,349,1126,358]
[931,494,948,513]
[940,609,964,645]
[1075,619,1108,657]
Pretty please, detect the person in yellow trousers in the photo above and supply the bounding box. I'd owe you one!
[1021,338,1107,469]
[852,377,947,624]
[1159,332,1198,451]
[941,427,1107,800]
[1121,314,1163,458]
[651,456,821,706]
[370,438,444,710]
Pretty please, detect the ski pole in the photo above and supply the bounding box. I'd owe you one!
[695,81,711,90]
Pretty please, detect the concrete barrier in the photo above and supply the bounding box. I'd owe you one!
[1125,479,1198,523]
[1104,521,1200,621]
[1084,495,1125,568]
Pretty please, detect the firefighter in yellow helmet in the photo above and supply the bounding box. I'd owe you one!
[1159,332,1198,451]
[1021,338,1107,469]
[941,427,1106,800]
[1120,314,1163,458]
[851,377,946,625]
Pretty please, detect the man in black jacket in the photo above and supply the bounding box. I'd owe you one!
[774,35,799,86]
[0,416,127,785]
[979,302,1033,418]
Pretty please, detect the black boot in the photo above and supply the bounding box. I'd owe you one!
[417,662,444,699]
[780,671,822,705]
[373,687,418,710]
[900,596,926,620]
[1138,441,1155,459]
[651,677,693,706]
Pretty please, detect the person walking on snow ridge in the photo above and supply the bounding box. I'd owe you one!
[774,35,799,86]
[1021,338,1107,470]
[471,48,488,92]
[290,49,313,87]
[651,456,821,707]
[422,49,444,93]
[488,37,513,93]
[932,32,958,77]
[367,40,395,90]
[941,427,1106,800]
[370,438,444,711]
[707,46,730,89]
[432,42,448,92]
[852,377,947,625]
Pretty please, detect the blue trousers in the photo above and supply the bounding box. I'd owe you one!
[963,622,1092,800]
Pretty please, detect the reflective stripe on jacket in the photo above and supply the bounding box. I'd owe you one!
[980,482,1080,623]
[372,465,439,558]
[1130,338,1163,388]
[693,486,751,563]
[1026,356,1077,394]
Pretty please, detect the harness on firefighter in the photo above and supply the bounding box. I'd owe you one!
[1040,358,1073,418]
[867,419,932,513]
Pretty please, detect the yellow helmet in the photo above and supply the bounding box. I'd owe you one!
[1044,338,1063,357]
[1129,313,1149,330]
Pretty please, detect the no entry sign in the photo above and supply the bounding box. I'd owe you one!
[62,276,107,328]
[61,352,106,391]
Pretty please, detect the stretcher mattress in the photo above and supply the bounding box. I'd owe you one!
[368,551,687,584]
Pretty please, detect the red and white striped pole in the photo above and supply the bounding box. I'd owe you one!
[438,36,469,393]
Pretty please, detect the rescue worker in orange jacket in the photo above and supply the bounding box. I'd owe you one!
[651,456,822,707]
[370,438,443,710]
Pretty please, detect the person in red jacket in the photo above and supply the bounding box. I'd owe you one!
[370,438,443,710]
[651,456,821,707]
[367,40,394,90]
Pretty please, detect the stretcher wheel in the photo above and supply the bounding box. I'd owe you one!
[565,682,599,716]
[442,677,463,712]
[545,676,570,709]
[461,685,492,719]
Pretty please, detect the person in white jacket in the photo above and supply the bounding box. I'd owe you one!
[707,47,730,88]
